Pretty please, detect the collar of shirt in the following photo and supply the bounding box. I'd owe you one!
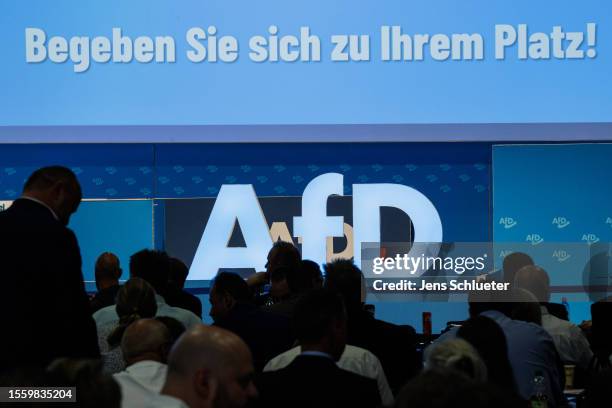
[19,196,59,221]
[154,294,168,305]
[540,305,550,316]
[299,351,334,360]
[126,360,166,375]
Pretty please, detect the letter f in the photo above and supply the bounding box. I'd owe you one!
[294,173,344,266]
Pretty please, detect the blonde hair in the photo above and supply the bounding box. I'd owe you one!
[424,338,487,382]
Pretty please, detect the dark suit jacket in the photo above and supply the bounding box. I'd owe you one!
[0,198,99,371]
[347,309,420,393]
[255,354,381,408]
[163,284,203,318]
[214,303,294,372]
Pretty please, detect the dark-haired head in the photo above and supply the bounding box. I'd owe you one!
[209,272,252,322]
[129,249,171,294]
[293,289,347,361]
[324,259,363,313]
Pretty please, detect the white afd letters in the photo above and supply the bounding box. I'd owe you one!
[189,173,443,279]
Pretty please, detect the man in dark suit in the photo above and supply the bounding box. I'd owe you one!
[90,252,122,313]
[162,257,202,318]
[0,166,99,372]
[210,272,293,372]
[325,259,420,393]
[255,289,381,408]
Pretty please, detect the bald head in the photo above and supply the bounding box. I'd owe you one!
[95,252,122,288]
[121,318,171,366]
[162,325,257,408]
[514,265,550,303]
[167,325,252,378]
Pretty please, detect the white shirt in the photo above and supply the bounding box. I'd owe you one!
[145,394,189,408]
[114,361,168,408]
[540,306,593,370]
[264,345,394,406]
[93,294,201,330]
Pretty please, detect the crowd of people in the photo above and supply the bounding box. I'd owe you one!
[0,166,611,408]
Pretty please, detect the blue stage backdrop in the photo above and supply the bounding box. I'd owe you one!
[493,143,612,324]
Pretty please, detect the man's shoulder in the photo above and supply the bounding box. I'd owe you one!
[93,305,118,325]
[160,304,201,328]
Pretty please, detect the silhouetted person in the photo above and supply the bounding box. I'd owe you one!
[0,166,99,371]
[210,272,293,371]
[514,265,592,371]
[248,241,301,305]
[324,259,419,393]
[255,289,381,408]
[457,316,519,397]
[163,257,203,318]
[149,325,258,408]
[99,277,158,373]
[114,318,172,407]
[94,249,201,330]
[90,252,123,314]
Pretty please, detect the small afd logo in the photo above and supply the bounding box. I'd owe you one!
[606,217,612,228]
[552,250,571,262]
[552,217,570,229]
[581,234,600,245]
[499,249,513,258]
[526,234,544,245]
[499,217,517,229]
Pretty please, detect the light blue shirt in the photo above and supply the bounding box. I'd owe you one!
[437,310,565,407]
[93,294,201,330]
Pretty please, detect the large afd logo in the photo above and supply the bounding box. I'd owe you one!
[189,173,443,280]
[499,217,517,229]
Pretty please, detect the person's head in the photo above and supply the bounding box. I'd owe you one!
[394,369,515,408]
[209,272,252,322]
[163,325,258,408]
[502,252,534,284]
[107,278,158,348]
[95,252,122,291]
[121,318,172,366]
[47,358,120,408]
[424,338,487,383]
[324,259,364,312]
[457,316,518,394]
[22,166,82,226]
[265,241,301,275]
[509,288,542,325]
[293,289,347,361]
[513,265,551,303]
[169,257,189,289]
[129,249,171,294]
[301,260,323,289]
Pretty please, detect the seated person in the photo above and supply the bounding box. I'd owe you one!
[162,257,202,318]
[514,265,593,371]
[210,272,293,372]
[90,252,123,314]
[324,259,420,393]
[98,278,158,373]
[255,289,381,408]
[264,343,393,406]
[113,318,172,408]
[94,249,201,330]
[148,325,258,408]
